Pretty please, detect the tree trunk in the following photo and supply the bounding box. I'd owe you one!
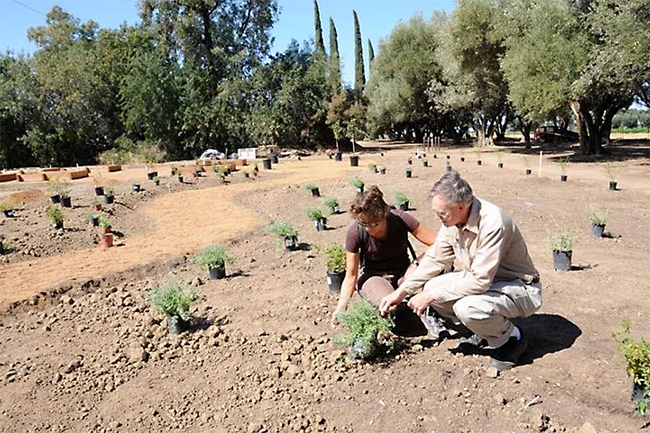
[517,116,532,149]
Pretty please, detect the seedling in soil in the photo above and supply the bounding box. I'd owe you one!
[349,177,365,193]
[303,183,320,197]
[306,208,327,231]
[333,298,395,360]
[323,197,340,215]
[547,229,576,271]
[146,281,199,334]
[393,190,409,211]
[613,320,650,416]
[47,206,65,229]
[558,157,569,180]
[194,245,235,279]
[587,204,608,226]
[268,220,299,250]
[367,163,377,173]
[0,237,15,255]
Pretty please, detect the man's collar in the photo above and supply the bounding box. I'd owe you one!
[458,197,480,234]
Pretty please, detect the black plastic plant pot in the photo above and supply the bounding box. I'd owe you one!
[147,172,158,181]
[271,154,279,164]
[356,187,364,194]
[423,161,428,167]
[590,223,605,238]
[632,382,647,402]
[315,218,327,231]
[178,175,184,183]
[460,157,465,162]
[399,202,409,211]
[311,188,321,197]
[446,155,451,160]
[327,271,345,293]
[3,210,14,218]
[263,158,272,170]
[94,187,104,196]
[349,155,359,167]
[526,169,532,175]
[446,165,452,172]
[104,195,114,205]
[335,153,342,161]
[331,204,340,214]
[609,181,617,191]
[90,217,99,227]
[208,265,226,280]
[477,160,482,166]
[552,250,572,271]
[405,170,412,178]
[433,154,437,159]
[407,159,412,165]
[379,168,386,175]
[498,162,504,168]
[53,221,64,230]
[283,236,298,251]
[166,314,189,335]
[133,184,141,192]
[61,197,72,208]
[154,180,160,186]
[171,168,176,176]
[560,175,568,182]
[422,153,426,158]
[50,194,61,204]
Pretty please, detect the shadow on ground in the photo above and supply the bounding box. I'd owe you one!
[515,313,582,365]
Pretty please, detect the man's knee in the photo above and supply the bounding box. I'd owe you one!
[453,296,491,324]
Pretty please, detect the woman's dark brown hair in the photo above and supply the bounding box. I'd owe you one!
[349,185,391,220]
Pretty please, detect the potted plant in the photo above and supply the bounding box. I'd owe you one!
[195,245,235,280]
[147,170,158,181]
[152,176,160,186]
[460,149,466,162]
[422,159,428,167]
[0,236,15,255]
[367,163,377,173]
[59,183,72,208]
[86,212,100,227]
[349,155,359,167]
[474,148,482,166]
[262,158,273,170]
[98,212,112,234]
[268,220,299,251]
[104,187,115,205]
[47,179,61,203]
[613,320,650,416]
[547,229,576,271]
[242,170,250,179]
[304,183,321,197]
[407,157,412,165]
[0,202,16,218]
[323,197,340,215]
[306,207,327,231]
[378,166,386,175]
[319,244,346,292]
[558,157,569,182]
[393,191,409,211]
[94,185,104,196]
[47,206,65,230]
[521,155,532,175]
[604,163,619,191]
[446,161,452,172]
[91,198,102,212]
[405,167,412,178]
[496,151,504,168]
[146,282,199,334]
[587,204,608,238]
[132,183,142,192]
[271,154,279,164]
[349,178,365,194]
[333,299,395,360]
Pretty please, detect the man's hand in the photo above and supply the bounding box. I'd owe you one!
[407,291,436,315]
[379,289,407,316]
[331,307,344,327]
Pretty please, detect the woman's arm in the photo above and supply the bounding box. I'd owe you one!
[412,222,437,246]
[332,251,360,322]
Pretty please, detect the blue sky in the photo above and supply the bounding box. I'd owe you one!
[0,0,456,85]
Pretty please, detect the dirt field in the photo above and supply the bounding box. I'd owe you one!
[1,141,649,433]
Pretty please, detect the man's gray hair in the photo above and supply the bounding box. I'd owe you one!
[428,171,474,205]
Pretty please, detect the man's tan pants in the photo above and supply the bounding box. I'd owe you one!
[424,272,542,348]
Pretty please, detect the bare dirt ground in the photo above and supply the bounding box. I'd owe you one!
[1,142,649,433]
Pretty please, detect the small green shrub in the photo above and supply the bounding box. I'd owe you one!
[319,244,346,273]
[547,230,576,252]
[333,299,395,360]
[349,177,365,189]
[604,163,619,181]
[587,204,608,225]
[0,202,16,212]
[104,186,115,197]
[323,197,340,214]
[393,190,409,207]
[146,282,198,322]
[558,157,569,174]
[613,320,650,416]
[152,176,160,183]
[0,237,16,254]
[306,207,326,221]
[268,221,298,240]
[46,206,64,224]
[92,197,101,207]
[303,183,318,191]
[367,163,377,172]
[46,178,61,195]
[194,245,235,268]
[85,212,100,224]
[98,213,111,229]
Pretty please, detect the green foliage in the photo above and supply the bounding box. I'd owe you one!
[0,238,16,254]
[313,0,326,57]
[353,10,365,93]
[85,212,100,224]
[194,245,235,268]
[587,204,608,226]
[98,212,111,229]
[46,206,64,224]
[557,157,569,174]
[367,163,377,172]
[0,202,16,212]
[613,320,650,416]
[393,190,409,207]
[349,177,365,189]
[146,281,198,322]
[547,230,576,252]
[323,197,339,214]
[267,220,298,240]
[303,183,318,191]
[328,18,341,92]
[104,186,114,197]
[333,299,394,360]
[318,244,346,273]
[46,178,62,195]
[603,163,619,181]
[306,207,325,221]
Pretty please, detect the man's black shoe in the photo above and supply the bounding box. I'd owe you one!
[489,333,528,371]
[457,333,488,348]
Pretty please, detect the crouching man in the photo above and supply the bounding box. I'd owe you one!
[379,171,542,371]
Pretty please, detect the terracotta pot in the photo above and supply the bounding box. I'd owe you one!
[101,233,113,249]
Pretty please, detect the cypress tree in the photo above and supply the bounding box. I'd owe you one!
[313,0,326,57]
[367,39,375,71]
[329,17,341,91]
[353,10,365,92]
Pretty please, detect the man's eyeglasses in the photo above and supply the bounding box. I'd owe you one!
[434,210,449,219]
[357,219,380,228]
